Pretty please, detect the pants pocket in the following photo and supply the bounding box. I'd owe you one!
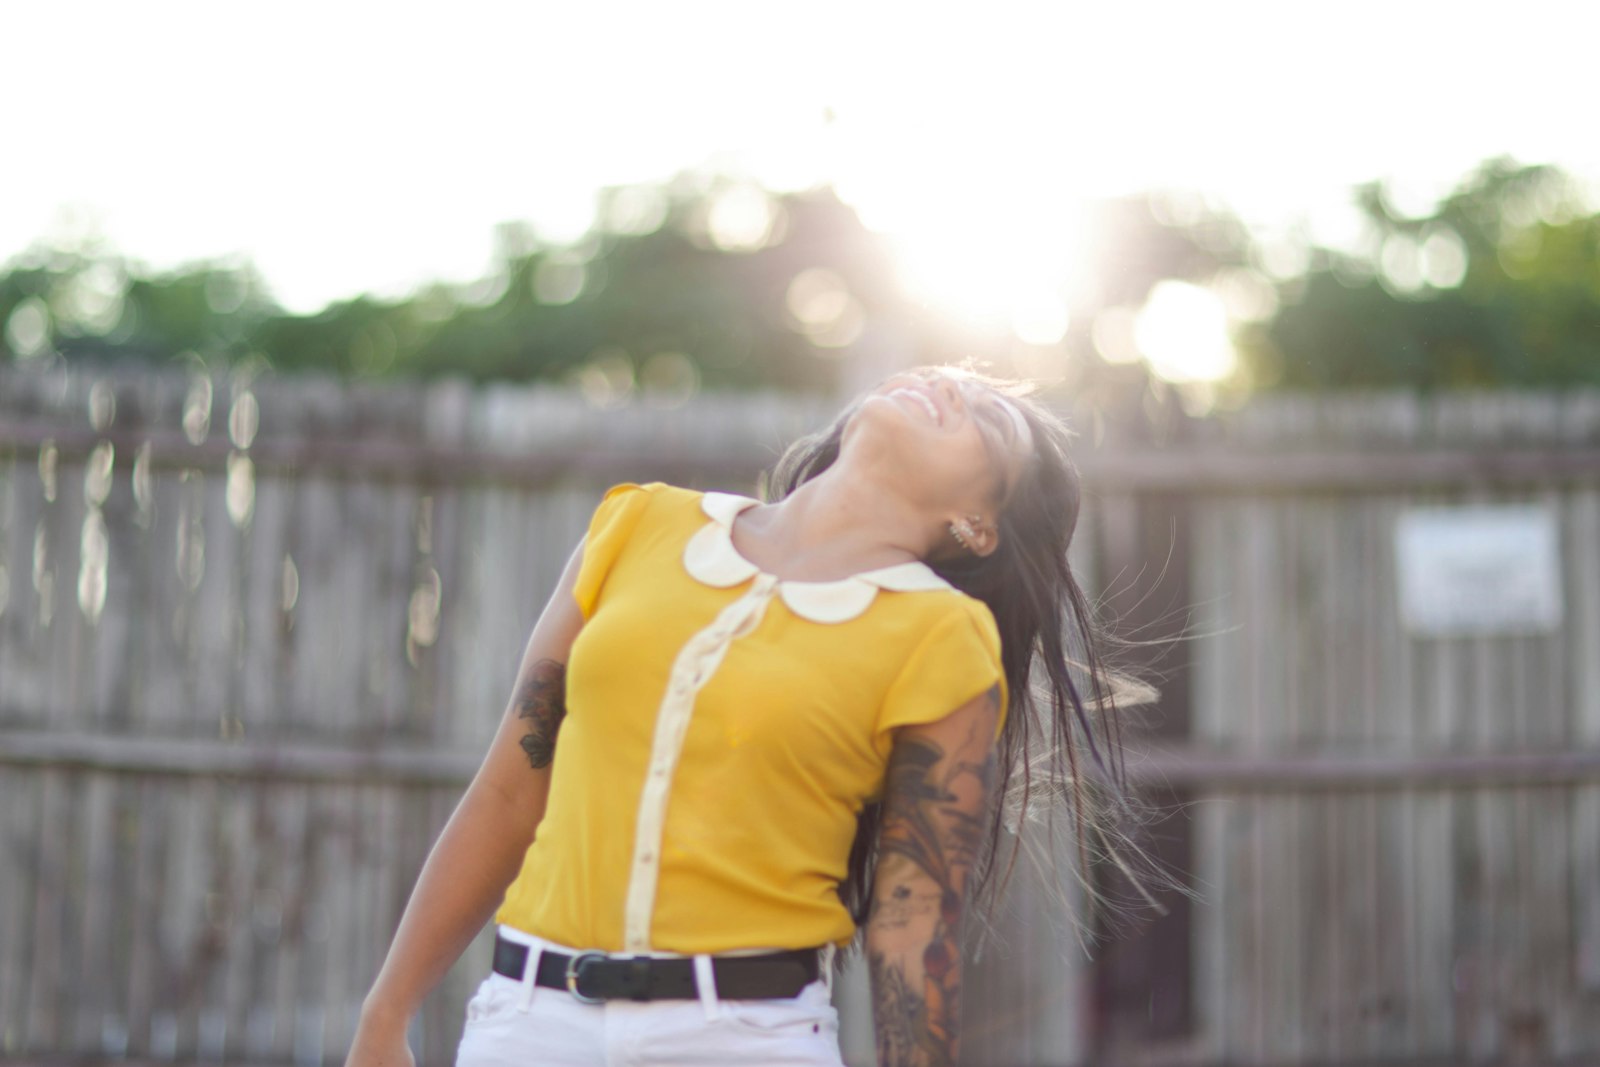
[462,974,516,1025]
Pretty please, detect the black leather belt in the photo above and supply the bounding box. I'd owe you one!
[492,934,820,1003]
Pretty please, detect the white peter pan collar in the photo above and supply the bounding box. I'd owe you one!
[682,491,953,624]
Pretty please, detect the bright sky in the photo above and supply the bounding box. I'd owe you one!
[6,0,1600,338]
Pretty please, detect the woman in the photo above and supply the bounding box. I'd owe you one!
[345,366,1133,1067]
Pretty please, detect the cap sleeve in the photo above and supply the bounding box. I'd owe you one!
[572,482,656,619]
[877,598,1008,741]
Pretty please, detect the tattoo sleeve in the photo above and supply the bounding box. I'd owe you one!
[515,658,568,770]
[866,684,1000,1067]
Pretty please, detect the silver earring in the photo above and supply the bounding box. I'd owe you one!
[950,518,978,552]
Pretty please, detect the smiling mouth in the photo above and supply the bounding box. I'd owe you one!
[888,387,941,425]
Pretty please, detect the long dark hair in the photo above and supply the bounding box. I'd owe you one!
[762,368,1152,939]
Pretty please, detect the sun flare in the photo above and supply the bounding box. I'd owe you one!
[838,162,1092,349]
[888,207,1088,346]
[1133,280,1237,383]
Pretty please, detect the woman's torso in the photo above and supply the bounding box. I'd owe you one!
[494,482,1004,954]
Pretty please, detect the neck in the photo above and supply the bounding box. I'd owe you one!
[767,449,941,566]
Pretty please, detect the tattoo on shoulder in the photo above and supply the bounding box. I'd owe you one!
[515,659,567,770]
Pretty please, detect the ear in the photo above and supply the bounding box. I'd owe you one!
[959,514,1002,558]
[947,515,998,559]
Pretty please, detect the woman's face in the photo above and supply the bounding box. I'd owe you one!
[852,368,1035,512]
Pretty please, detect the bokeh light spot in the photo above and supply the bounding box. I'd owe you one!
[532,254,589,306]
[785,269,864,351]
[88,380,116,430]
[1379,234,1425,294]
[6,298,52,359]
[38,440,59,503]
[1420,227,1468,288]
[1091,307,1142,366]
[84,441,114,506]
[1134,281,1236,383]
[706,186,781,253]
[229,389,260,450]
[183,376,213,445]
[1212,269,1280,323]
[226,452,255,528]
[787,269,849,327]
[639,351,700,408]
[132,442,155,528]
[1010,292,1070,346]
[1380,177,1448,220]
[57,264,126,335]
[281,554,300,615]
[406,566,443,666]
[571,348,636,408]
[601,185,669,237]
[1254,237,1312,282]
[32,523,54,628]
[77,508,109,623]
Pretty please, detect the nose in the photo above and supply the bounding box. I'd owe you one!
[932,375,967,415]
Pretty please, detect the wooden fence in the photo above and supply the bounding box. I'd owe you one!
[1180,394,1600,1067]
[2,363,1599,1066]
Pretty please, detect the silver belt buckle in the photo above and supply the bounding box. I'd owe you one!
[565,952,609,1004]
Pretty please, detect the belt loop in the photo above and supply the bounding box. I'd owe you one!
[517,944,543,1014]
[819,944,836,996]
[692,954,721,1021]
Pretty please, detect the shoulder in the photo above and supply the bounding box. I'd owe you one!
[946,589,999,641]
[580,481,716,556]
[895,585,1002,656]
[876,588,1007,738]
[574,482,700,616]
[586,481,704,528]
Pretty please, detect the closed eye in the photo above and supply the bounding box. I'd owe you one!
[967,399,1014,501]
[975,397,1015,446]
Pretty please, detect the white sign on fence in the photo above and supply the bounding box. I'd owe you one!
[1394,504,1563,637]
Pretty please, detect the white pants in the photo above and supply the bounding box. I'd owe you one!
[455,926,844,1067]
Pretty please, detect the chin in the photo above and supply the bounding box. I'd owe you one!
[847,413,944,489]
[848,396,928,449]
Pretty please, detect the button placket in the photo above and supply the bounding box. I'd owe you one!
[621,575,778,952]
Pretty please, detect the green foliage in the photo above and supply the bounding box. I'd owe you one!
[0,176,1245,400]
[6,159,1597,395]
[1247,159,1600,390]
[0,184,920,395]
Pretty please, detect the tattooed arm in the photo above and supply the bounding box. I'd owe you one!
[347,540,587,1067]
[867,685,1001,1067]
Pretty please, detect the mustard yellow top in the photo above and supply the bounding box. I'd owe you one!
[494,482,1007,954]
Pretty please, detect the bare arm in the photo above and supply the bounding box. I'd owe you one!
[345,540,588,1065]
[866,685,1001,1067]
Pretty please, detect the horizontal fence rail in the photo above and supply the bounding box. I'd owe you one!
[7,416,1600,491]
[7,728,1600,793]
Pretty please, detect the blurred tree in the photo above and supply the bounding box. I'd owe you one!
[9,159,1592,396]
[1242,159,1600,390]
[0,181,914,396]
